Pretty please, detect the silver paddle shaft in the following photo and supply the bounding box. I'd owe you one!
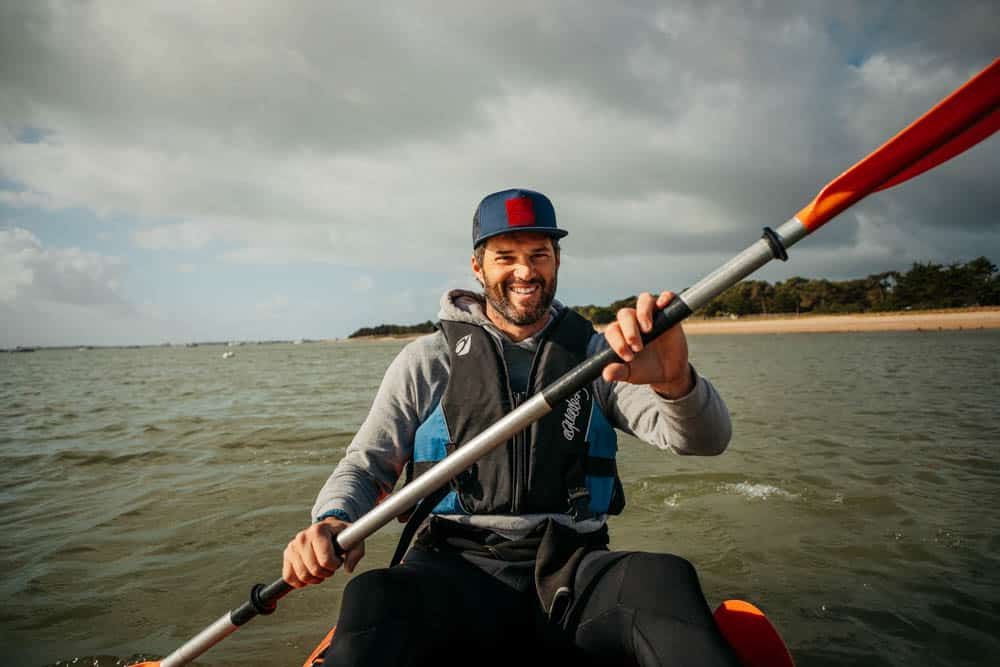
[334,393,552,551]
[159,613,237,667]
[144,217,810,667]
[334,217,809,553]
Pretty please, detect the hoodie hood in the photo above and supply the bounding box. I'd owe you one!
[438,289,566,344]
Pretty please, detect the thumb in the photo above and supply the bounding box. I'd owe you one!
[602,361,631,383]
[344,544,365,573]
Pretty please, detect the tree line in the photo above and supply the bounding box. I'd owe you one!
[349,321,437,338]
[349,257,998,336]
[574,256,999,323]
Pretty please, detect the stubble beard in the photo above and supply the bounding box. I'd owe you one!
[482,275,558,327]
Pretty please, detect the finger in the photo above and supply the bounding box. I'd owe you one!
[294,558,324,586]
[283,544,316,589]
[602,323,634,363]
[616,308,643,353]
[636,292,657,333]
[344,542,366,574]
[282,548,304,589]
[311,530,342,574]
[307,539,340,579]
[299,527,339,580]
[656,290,676,310]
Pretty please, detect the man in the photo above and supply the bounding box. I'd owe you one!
[285,189,740,666]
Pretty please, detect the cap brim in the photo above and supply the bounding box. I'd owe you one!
[474,227,569,247]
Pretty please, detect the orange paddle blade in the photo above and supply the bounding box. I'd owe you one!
[714,599,795,667]
[126,663,160,667]
[796,57,1000,232]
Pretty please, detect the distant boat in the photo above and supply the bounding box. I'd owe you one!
[222,351,235,359]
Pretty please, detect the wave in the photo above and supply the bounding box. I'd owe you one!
[719,481,798,500]
[47,449,170,467]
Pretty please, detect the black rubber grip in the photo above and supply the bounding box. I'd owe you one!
[541,298,692,406]
[229,578,294,626]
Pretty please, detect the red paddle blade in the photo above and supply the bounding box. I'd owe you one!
[714,599,795,667]
[796,57,1000,233]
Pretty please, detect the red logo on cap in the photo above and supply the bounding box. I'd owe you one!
[505,196,535,227]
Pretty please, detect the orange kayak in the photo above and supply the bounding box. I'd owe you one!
[301,599,793,667]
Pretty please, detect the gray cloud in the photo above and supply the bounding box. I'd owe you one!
[1,0,998,339]
[0,227,128,306]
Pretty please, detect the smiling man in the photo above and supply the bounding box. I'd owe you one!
[285,189,740,666]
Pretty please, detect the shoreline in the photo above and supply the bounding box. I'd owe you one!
[343,307,1000,341]
[679,307,1000,335]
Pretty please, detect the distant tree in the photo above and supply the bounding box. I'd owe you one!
[349,321,436,338]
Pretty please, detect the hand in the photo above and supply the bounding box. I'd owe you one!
[601,291,694,398]
[282,518,365,589]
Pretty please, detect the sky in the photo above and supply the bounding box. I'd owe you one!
[1,1,998,347]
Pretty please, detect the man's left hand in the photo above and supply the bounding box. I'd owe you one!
[601,291,694,399]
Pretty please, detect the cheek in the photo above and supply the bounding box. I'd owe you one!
[484,267,512,286]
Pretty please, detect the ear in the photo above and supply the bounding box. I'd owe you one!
[471,253,485,287]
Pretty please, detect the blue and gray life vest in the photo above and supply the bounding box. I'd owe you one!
[408,309,625,519]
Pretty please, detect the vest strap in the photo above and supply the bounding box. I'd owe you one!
[390,484,452,567]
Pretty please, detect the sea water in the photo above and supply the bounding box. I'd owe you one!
[2,330,998,666]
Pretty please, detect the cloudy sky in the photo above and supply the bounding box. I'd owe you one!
[2,1,998,347]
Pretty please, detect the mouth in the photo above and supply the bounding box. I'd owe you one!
[508,284,540,296]
[505,283,543,305]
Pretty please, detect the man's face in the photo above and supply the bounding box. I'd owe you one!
[472,231,559,328]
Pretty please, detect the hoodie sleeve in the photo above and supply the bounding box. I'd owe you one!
[587,333,732,455]
[311,332,450,523]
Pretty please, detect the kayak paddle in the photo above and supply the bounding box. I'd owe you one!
[129,56,999,667]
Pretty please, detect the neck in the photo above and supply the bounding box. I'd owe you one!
[485,303,551,342]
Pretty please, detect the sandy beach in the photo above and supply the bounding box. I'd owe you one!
[342,308,1000,342]
[680,307,1000,335]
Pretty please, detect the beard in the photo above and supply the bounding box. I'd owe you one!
[482,273,558,327]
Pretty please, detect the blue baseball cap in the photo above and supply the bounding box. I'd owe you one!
[472,188,568,248]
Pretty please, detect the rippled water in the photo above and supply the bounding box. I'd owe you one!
[2,332,998,666]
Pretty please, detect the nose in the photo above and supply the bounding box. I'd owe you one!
[512,260,536,281]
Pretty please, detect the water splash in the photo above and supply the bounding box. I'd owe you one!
[720,481,797,500]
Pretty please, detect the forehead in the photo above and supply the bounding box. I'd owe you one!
[482,231,555,254]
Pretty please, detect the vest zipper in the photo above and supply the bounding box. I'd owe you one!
[494,335,545,515]
[490,335,522,514]
[493,331,545,515]
[512,390,527,514]
[514,342,543,514]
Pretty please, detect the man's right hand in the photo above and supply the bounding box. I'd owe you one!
[282,518,366,589]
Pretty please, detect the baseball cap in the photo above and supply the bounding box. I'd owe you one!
[472,188,568,248]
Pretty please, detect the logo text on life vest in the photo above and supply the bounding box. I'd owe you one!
[562,388,588,440]
[455,334,473,357]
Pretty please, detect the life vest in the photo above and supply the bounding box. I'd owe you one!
[408,309,625,519]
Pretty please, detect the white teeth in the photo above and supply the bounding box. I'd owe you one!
[510,286,537,295]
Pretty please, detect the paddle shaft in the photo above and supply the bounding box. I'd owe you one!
[149,219,802,667]
[334,219,805,554]
[156,579,292,667]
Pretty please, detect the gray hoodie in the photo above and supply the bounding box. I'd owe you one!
[311,290,732,540]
